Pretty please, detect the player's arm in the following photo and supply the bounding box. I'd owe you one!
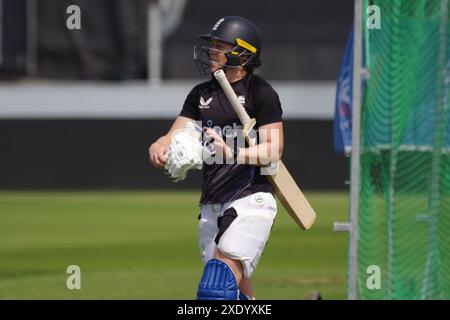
[238,121,284,165]
[148,116,194,169]
[204,121,284,166]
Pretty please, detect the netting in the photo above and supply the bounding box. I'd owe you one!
[356,0,450,299]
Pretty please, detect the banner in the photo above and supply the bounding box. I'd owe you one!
[333,29,354,155]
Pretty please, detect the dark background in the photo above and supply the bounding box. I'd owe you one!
[1,0,353,80]
[0,120,348,190]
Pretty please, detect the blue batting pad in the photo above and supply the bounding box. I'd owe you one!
[196,259,238,300]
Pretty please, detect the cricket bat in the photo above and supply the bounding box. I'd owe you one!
[214,69,316,230]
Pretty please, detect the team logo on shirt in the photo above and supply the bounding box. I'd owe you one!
[199,96,213,109]
[237,95,245,105]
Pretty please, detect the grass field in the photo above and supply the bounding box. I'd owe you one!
[0,191,349,300]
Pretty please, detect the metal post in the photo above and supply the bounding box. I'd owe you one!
[348,0,363,300]
[0,0,3,66]
[26,0,38,75]
[148,0,162,86]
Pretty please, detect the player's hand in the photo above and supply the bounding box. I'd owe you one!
[203,128,233,161]
[164,122,217,182]
[164,131,204,182]
[149,141,169,169]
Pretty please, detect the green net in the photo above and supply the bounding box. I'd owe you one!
[357,0,450,299]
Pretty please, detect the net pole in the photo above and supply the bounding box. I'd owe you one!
[422,0,448,299]
[349,0,363,300]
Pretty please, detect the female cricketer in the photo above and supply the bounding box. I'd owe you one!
[149,16,283,300]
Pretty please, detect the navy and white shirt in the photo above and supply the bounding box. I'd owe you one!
[179,73,283,204]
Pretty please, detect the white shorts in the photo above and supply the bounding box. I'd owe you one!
[198,192,277,279]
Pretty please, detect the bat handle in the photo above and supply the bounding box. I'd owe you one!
[214,69,252,125]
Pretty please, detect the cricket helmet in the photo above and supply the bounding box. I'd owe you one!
[194,16,262,73]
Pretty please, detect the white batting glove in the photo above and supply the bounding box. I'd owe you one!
[164,122,215,182]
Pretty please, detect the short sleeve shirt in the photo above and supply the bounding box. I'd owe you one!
[179,73,283,204]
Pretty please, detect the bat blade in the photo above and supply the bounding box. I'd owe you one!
[268,161,316,230]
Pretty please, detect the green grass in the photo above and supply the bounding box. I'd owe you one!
[0,191,349,300]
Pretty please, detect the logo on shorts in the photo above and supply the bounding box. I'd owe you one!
[199,96,213,109]
[254,194,264,204]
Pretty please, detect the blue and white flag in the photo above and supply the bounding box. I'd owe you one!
[333,30,354,155]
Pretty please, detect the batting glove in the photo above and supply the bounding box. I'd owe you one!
[164,123,215,182]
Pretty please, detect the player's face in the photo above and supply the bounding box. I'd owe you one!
[209,39,233,72]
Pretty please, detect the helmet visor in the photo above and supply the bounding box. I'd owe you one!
[193,44,256,74]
